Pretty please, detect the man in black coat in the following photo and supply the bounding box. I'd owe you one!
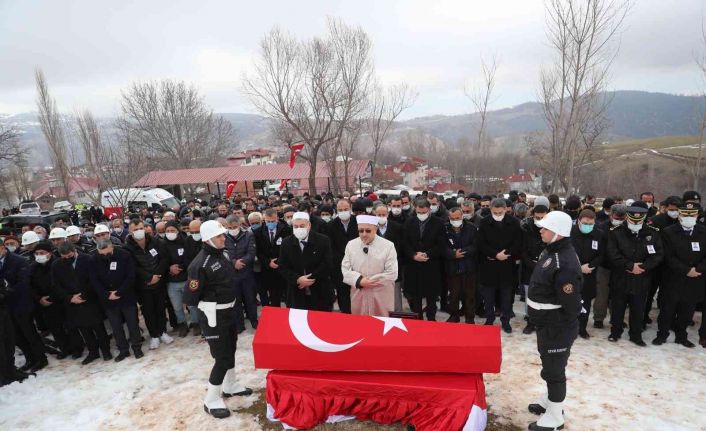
[51,241,112,364]
[476,198,523,333]
[255,208,291,307]
[4,238,48,372]
[30,241,79,360]
[402,198,446,321]
[278,212,334,311]
[606,205,663,346]
[443,207,478,323]
[326,199,357,313]
[162,221,198,337]
[90,239,143,361]
[653,203,706,348]
[520,204,549,334]
[224,215,258,331]
[375,204,405,311]
[388,196,407,225]
[124,220,172,350]
[571,209,605,339]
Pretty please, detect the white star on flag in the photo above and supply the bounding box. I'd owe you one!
[373,316,408,335]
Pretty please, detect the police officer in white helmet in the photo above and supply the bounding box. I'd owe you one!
[526,211,582,431]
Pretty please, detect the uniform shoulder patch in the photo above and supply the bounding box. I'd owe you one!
[542,258,553,268]
[562,283,574,294]
[188,279,200,291]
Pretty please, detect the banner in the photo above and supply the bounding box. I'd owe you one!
[289,143,305,168]
[225,181,238,198]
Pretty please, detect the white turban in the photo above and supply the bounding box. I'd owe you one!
[292,211,310,221]
[356,215,378,226]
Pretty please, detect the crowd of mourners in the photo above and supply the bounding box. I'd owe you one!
[1,188,704,387]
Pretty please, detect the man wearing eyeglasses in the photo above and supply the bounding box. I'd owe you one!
[342,215,398,317]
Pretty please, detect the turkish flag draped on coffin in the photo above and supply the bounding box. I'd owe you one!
[265,371,488,431]
[253,307,502,374]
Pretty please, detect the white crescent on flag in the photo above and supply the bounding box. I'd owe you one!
[288,309,364,353]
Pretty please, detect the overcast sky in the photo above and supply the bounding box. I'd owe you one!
[1,0,705,119]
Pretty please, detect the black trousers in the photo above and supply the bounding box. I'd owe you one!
[11,312,46,365]
[479,284,513,324]
[409,288,438,321]
[262,270,284,307]
[200,308,237,385]
[536,321,578,402]
[78,323,111,356]
[139,286,167,338]
[336,281,352,314]
[610,289,647,340]
[656,290,696,341]
[234,276,259,330]
[105,303,141,354]
[254,272,268,306]
[447,273,475,322]
[0,308,16,386]
[40,306,72,354]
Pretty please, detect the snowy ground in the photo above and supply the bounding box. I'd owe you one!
[0,302,704,431]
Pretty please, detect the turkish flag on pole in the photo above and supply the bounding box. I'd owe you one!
[289,142,305,168]
[225,181,238,198]
[279,179,289,191]
[253,307,502,374]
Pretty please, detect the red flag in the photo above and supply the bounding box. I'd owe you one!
[279,179,289,191]
[253,307,502,374]
[225,181,237,198]
[289,143,305,168]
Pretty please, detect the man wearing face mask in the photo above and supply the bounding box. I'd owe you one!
[326,199,358,313]
[124,220,172,350]
[595,197,615,229]
[402,198,446,320]
[640,192,657,219]
[563,195,582,221]
[653,203,706,348]
[51,241,112,364]
[110,217,127,243]
[282,206,296,228]
[162,221,196,337]
[682,190,704,225]
[400,194,413,218]
[476,196,493,220]
[388,197,407,225]
[374,204,404,311]
[224,215,258,332]
[3,235,20,255]
[90,240,143,361]
[606,204,663,346]
[443,207,478,323]
[20,231,41,262]
[342,215,398,317]
[427,192,448,220]
[570,209,605,339]
[477,198,523,333]
[278,212,334,311]
[592,203,627,329]
[520,202,549,334]
[255,209,290,308]
[30,241,74,361]
[647,196,681,231]
[525,211,582,431]
[318,205,334,224]
[184,220,253,419]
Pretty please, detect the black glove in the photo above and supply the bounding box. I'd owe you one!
[0,279,12,304]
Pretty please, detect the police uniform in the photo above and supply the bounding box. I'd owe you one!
[606,206,663,345]
[183,221,252,419]
[654,203,706,348]
[526,230,582,431]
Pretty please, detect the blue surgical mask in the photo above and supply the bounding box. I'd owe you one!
[251,223,262,231]
[579,223,594,234]
[266,221,278,231]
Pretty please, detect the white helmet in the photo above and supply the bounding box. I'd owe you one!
[21,231,41,246]
[65,225,81,237]
[49,227,68,240]
[536,211,573,237]
[200,220,227,243]
[94,224,110,235]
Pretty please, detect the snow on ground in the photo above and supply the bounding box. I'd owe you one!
[0,303,705,431]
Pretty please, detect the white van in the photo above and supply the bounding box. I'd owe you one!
[101,187,180,218]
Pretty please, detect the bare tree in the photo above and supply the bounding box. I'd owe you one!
[532,0,629,194]
[0,122,24,164]
[694,18,706,189]
[118,80,236,170]
[35,69,72,200]
[465,55,498,191]
[243,18,374,194]
[368,83,415,189]
[74,110,150,209]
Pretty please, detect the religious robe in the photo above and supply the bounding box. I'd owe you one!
[342,236,398,317]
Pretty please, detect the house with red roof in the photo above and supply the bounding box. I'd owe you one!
[226,148,274,166]
[503,169,542,193]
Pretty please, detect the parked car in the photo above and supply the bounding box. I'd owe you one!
[0,212,71,235]
[18,201,41,215]
[53,200,73,212]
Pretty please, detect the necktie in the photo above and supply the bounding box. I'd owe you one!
[270,230,275,242]
[300,240,307,251]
